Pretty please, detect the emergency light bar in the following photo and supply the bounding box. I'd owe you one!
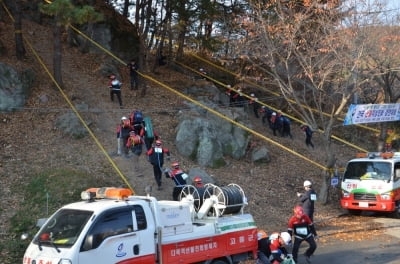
[82,187,133,201]
[355,152,399,159]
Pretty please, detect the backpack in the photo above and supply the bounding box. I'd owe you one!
[130,110,143,124]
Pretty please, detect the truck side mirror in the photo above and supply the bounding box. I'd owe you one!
[395,169,400,181]
[81,235,94,251]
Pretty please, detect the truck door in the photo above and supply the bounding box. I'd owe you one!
[78,205,155,264]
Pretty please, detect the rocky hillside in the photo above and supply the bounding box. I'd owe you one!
[0,9,361,257]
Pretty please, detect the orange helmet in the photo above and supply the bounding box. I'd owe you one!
[109,74,116,80]
[257,229,268,240]
[171,162,179,169]
[294,205,304,218]
[155,140,162,146]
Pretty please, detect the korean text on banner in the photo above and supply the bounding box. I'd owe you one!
[343,104,400,125]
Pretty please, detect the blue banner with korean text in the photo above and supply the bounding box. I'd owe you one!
[343,104,400,125]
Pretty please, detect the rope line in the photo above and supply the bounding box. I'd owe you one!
[1,1,134,193]
[3,0,368,174]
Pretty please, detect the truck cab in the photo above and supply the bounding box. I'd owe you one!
[340,152,400,217]
[23,185,257,264]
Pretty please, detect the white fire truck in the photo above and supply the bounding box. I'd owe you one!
[22,184,257,264]
[340,152,400,217]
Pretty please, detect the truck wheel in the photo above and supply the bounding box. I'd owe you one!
[212,260,228,264]
[390,204,400,218]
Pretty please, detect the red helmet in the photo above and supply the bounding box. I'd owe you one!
[109,74,116,80]
[171,162,179,169]
[155,140,162,146]
[293,205,304,218]
[193,176,202,183]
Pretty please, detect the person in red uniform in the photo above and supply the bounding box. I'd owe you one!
[288,205,318,264]
[126,130,145,176]
[256,230,292,264]
[116,116,132,155]
[165,161,188,200]
[269,232,292,264]
[146,140,170,190]
[192,176,204,188]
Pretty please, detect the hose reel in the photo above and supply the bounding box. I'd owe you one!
[179,183,247,217]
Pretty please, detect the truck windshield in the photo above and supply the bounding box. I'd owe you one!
[34,209,93,248]
[344,161,392,181]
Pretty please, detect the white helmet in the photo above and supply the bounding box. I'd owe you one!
[304,180,312,187]
[280,232,292,246]
[121,116,128,120]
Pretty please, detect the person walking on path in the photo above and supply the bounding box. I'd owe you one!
[108,74,123,108]
[146,139,170,190]
[126,130,145,176]
[165,161,188,201]
[116,116,132,156]
[249,93,261,118]
[288,205,318,264]
[281,115,293,139]
[127,59,139,91]
[301,125,314,148]
[297,180,317,221]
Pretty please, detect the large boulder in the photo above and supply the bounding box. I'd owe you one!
[0,62,35,112]
[55,103,92,139]
[175,81,252,168]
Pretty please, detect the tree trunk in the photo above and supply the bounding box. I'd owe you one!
[14,0,26,60]
[319,127,337,205]
[53,24,64,88]
[122,0,130,17]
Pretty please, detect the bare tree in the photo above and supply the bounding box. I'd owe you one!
[242,0,369,203]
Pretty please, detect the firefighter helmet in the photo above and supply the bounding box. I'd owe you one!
[109,74,116,80]
[280,232,291,246]
[193,176,202,183]
[294,205,304,218]
[155,140,162,146]
[257,229,268,240]
[171,162,179,169]
[303,180,312,187]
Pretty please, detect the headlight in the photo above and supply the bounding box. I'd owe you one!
[381,192,393,200]
[342,190,350,198]
[58,259,72,264]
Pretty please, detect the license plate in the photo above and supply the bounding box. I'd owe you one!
[359,202,369,208]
